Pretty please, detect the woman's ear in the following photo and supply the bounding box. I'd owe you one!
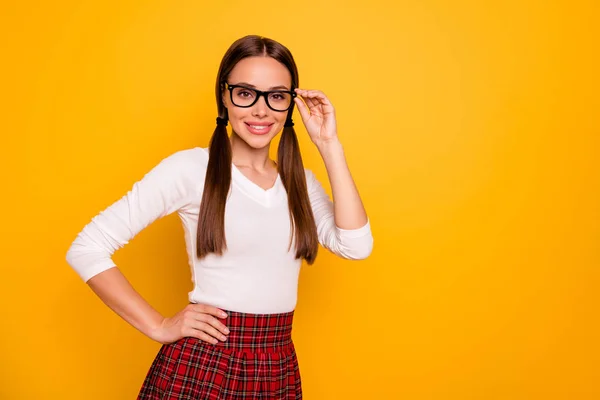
[219,82,228,108]
[222,92,228,109]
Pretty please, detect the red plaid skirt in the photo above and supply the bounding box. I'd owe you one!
[137,309,302,399]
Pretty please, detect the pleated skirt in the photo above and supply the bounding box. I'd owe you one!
[137,309,302,399]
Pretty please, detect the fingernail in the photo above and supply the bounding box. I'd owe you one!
[225,328,230,334]
[221,312,227,318]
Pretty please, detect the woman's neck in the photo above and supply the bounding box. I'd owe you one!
[229,132,276,172]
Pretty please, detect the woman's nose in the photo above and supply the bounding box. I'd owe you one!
[252,95,269,116]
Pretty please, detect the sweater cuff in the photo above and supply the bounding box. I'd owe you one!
[335,218,372,239]
[76,260,117,283]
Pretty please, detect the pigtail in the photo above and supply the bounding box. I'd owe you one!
[196,113,232,258]
[278,121,319,264]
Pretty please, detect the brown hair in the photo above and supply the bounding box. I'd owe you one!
[196,35,318,264]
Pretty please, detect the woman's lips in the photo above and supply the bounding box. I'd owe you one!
[245,122,274,135]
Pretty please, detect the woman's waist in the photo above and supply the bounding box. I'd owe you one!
[189,281,299,315]
[193,305,295,351]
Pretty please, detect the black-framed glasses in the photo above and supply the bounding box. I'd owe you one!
[223,82,296,112]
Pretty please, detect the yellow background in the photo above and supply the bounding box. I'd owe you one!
[2,0,599,399]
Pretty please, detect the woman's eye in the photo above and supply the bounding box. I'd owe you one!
[239,91,253,97]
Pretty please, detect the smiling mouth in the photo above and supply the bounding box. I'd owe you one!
[245,122,274,135]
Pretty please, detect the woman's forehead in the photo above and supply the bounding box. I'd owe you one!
[228,57,292,90]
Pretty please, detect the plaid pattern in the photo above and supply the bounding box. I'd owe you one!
[137,309,302,399]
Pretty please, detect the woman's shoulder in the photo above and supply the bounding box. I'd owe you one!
[157,146,209,171]
[143,147,210,187]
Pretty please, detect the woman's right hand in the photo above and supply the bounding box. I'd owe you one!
[150,303,230,345]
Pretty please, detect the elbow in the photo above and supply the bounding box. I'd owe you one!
[326,225,375,260]
[65,240,116,283]
[65,244,85,280]
[65,243,77,271]
[348,238,374,260]
[330,218,374,260]
[337,236,374,260]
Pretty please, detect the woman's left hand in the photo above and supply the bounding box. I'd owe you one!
[293,89,339,147]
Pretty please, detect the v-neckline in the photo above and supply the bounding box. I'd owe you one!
[231,162,281,193]
[199,147,285,207]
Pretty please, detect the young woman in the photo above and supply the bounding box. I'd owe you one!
[66,35,373,399]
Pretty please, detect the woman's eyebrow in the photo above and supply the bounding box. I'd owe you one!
[233,82,290,91]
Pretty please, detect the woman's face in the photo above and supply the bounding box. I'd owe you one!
[222,56,293,149]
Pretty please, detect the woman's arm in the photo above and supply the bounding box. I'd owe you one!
[317,139,368,230]
[87,267,165,339]
[66,149,229,344]
[294,88,369,230]
[86,267,229,344]
[294,88,373,259]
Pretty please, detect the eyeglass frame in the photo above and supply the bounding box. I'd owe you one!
[222,82,297,112]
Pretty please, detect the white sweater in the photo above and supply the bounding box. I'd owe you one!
[66,147,373,313]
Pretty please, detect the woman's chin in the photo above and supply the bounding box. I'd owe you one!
[235,131,279,149]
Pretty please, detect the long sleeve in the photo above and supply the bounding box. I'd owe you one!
[305,169,374,260]
[65,149,198,282]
